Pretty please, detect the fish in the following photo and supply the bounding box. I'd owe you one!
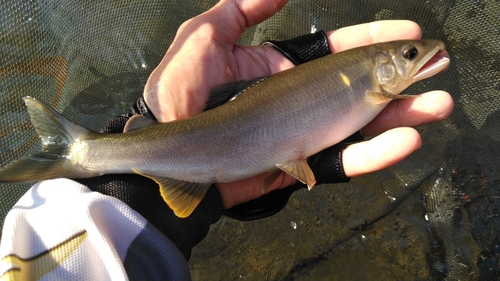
[0,40,449,218]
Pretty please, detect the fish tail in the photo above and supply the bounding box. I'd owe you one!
[0,153,71,183]
[0,97,93,183]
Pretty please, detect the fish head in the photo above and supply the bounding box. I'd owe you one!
[372,40,450,94]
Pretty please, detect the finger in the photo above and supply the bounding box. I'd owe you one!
[144,0,289,122]
[206,0,289,44]
[327,20,422,53]
[231,0,289,29]
[217,172,296,209]
[259,20,422,73]
[361,90,454,136]
[342,127,422,177]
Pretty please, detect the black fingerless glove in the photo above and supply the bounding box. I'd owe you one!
[262,30,331,65]
[76,30,363,260]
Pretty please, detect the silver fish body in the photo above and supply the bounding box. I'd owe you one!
[0,40,450,217]
[84,60,385,182]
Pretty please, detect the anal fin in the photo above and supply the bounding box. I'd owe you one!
[133,169,211,218]
[276,159,316,190]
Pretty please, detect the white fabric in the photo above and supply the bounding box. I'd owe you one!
[0,179,149,281]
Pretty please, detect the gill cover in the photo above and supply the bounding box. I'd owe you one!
[373,40,447,95]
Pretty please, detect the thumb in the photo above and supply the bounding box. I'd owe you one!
[144,0,288,122]
[204,0,289,44]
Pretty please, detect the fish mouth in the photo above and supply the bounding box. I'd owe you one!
[411,42,450,83]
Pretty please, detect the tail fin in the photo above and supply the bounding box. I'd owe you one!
[0,97,92,183]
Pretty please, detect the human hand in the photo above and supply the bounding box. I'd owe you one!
[143,0,454,209]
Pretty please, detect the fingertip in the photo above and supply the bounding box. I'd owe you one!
[361,90,455,136]
[343,127,421,177]
[370,20,422,41]
[327,20,422,52]
[233,0,289,27]
[368,127,422,164]
[406,90,454,126]
[424,90,454,121]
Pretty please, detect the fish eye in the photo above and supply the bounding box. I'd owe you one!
[403,46,418,60]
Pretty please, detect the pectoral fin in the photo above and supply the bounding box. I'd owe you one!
[133,169,211,218]
[124,115,157,132]
[262,169,283,193]
[367,91,416,105]
[205,76,268,111]
[276,159,316,190]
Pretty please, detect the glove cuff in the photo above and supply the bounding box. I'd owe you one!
[262,30,331,65]
[132,95,157,120]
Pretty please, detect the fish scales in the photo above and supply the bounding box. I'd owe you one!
[83,52,377,182]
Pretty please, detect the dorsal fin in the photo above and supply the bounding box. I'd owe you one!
[204,76,268,111]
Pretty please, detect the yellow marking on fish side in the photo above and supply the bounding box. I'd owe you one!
[340,72,351,87]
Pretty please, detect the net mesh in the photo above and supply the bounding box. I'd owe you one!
[0,0,498,280]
